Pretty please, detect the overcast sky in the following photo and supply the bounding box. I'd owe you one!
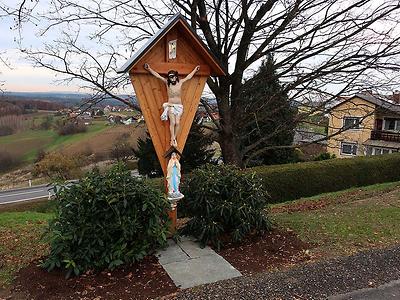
[1,0,399,97]
[0,0,213,96]
[0,0,162,93]
[0,3,81,93]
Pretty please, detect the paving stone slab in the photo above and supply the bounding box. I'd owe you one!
[179,240,214,259]
[157,240,189,265]
[156,237,241,289]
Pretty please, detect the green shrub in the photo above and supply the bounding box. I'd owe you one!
[57,121,87,136]
[253,153,400,203]
[42,164,170,277]
[33,152,82,180]
[0,150,21,172]
[180,164,271,250]
[313,152,336,161]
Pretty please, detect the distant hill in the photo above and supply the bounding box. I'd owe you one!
[2,92,137,107]
[0,98,65,115]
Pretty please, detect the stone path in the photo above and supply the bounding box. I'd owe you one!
[156,237,241,289]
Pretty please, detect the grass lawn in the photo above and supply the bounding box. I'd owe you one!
[272,181,400,256]
[297,123,326,134]
[45,120,108,151]
[0,209,53,287]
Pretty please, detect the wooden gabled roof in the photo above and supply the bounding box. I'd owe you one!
[117,13,226,76]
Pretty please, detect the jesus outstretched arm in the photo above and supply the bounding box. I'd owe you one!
[144,63,167,84]
[181,66,200,83]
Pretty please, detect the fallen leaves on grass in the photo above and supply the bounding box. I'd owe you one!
[0,222,49,287]
[272,186,400,214]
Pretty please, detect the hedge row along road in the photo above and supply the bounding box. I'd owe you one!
[254,153,400,203]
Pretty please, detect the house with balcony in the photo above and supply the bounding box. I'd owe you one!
[327,93,400,157]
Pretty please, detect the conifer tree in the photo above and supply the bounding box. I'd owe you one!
[237,55,297,166]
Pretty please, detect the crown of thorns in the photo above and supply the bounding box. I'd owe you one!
[167,70,178,77]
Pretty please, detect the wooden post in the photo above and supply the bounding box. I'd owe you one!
[168,206,177,235]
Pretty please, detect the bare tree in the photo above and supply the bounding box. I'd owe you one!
[2,0,400,166]
[0,52,11,93]
[24,33,141,111]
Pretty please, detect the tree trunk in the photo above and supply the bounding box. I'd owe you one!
[219,126,243,167]
[215,80,243,167]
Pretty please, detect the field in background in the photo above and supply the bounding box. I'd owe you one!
[0,111,147,190]
[0,111,146,165]
[63,122,146,158]
[0,130,55,160]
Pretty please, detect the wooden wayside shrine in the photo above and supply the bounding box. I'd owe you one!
[118,13,225,231]
[118,13,225,175]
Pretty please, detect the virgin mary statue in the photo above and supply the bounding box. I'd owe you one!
[166,152,184,200]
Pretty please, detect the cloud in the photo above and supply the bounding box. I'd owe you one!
[1,49,79,92]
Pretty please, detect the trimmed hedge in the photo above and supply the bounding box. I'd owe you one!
[253,153,400,203]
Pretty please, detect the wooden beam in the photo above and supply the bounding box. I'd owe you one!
[130,63,211,76]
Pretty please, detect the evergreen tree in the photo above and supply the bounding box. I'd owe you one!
[236,55,297,167]
[134,132,163,177]
[134,117,215,177]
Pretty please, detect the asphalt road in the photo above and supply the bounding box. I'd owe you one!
[330,280,400,299]
[0,171,139,205]
[0,185,54,205]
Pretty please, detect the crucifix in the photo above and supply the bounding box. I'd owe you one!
[117,13,226,232]
[144,63,200,148]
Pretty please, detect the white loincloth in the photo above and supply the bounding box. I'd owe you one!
[161,103,183,121]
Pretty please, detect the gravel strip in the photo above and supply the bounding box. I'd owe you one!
[174,244,400,300]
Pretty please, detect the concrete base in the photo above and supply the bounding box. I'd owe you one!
[157,237,241,289]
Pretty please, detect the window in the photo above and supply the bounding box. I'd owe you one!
[367,147,398,155]
[366,146,373,155]
[343,117,361,129]
[341,142,358,155]
[383,118,400,131]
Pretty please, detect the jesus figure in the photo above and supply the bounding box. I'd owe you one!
[144,63,200,147]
